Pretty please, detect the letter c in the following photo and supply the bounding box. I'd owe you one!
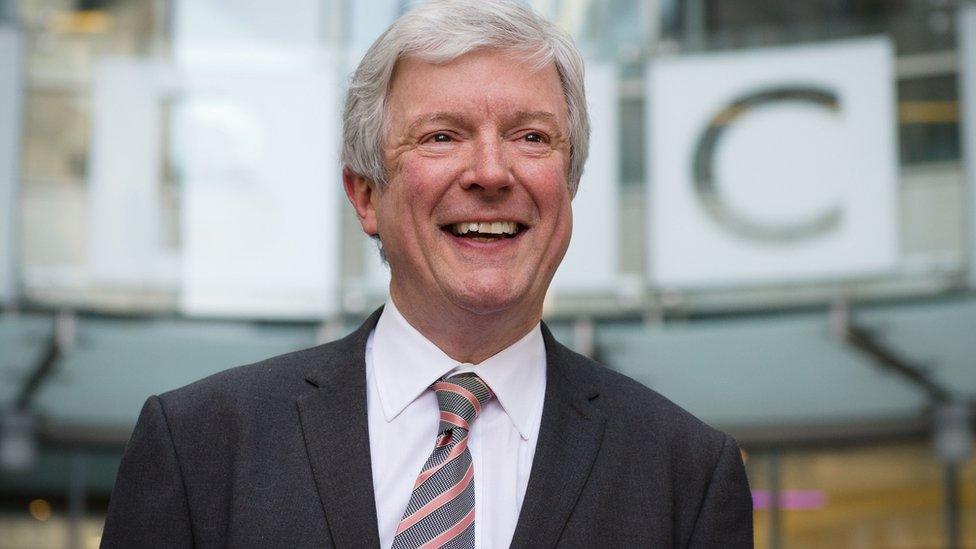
[691,87,843,244]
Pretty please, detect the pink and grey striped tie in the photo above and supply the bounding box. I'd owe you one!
[392,373,494,549]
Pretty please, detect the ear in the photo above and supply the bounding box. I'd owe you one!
[343,167,379,236]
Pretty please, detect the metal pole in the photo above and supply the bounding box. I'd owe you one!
[843,323,951,403]
[67,453,87,549]
[767,450,782,549]
[0,25,24,307]
[642,0,661,54]
[15,311,74,411]
[934,401,972,549]
[959,2,976,288]
[944,463,960,549]
[683,0,706,52]
[572,317,596,358]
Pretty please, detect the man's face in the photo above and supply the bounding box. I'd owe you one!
[351,49,573,319]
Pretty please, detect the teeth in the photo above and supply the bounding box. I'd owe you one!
[450,221,519,236]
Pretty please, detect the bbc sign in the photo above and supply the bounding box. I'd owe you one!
[647,38,898,288]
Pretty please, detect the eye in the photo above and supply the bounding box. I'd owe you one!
[429,132,453,143]
[523,132,546,143]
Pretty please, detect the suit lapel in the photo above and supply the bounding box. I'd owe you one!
[297,309,383,548]
[509,324,607,548]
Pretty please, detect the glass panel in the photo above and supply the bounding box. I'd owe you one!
[661,0,955,54]
[619,97,644,185]
[899,75,960,165]
[761,443,976,548]
[17,0,165,302]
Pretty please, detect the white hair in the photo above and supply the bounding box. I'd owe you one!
[341,0,590,196]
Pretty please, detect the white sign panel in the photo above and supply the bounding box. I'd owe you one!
[647,38,898,287]
[552,62,620,293]
[177,68,342,319]
[0,28,21,304]
[349,0,400,58]
[173,0,322,68]
[89,59,177,289]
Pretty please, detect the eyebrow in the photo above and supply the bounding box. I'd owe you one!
[511,110,561,126]
[406,112,469,134]
[406,110,563,134]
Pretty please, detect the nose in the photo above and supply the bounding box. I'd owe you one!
[459,137,512,195]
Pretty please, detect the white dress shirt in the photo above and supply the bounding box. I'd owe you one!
[365,299,547,549]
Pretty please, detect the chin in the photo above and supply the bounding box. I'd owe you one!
[447,284,531,317]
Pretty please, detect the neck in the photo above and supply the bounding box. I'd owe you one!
[389,288,541,364]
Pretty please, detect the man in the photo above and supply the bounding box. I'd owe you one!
[102,1,753,547]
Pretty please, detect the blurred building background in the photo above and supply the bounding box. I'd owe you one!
[1,0,975,547]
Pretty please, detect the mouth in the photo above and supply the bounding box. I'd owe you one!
[442,220,526,242]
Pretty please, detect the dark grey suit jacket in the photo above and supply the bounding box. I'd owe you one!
[102,309,753,548]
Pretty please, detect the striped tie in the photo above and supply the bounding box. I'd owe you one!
[392,373,493,549]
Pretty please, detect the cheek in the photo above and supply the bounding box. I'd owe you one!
[532,165,573,245]
[395,158,461,201]
[518,163,572,210]
[382,166,429,220]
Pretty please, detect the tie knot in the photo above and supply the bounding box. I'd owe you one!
[432,374,493,434]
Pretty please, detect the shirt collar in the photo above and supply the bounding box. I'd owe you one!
[371,299,545,440]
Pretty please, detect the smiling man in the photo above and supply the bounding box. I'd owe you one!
[102,1,752,548]
[344,48,573,366]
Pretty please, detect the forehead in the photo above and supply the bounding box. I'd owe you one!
[386,49,568,125]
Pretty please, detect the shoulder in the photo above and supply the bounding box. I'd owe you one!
[544,332,752,536]
[159,344,319,404]
[546,332,731,455]
[152,320,367,427]
[153,310,379,419]
[545,336,752,532]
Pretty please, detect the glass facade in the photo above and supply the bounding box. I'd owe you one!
[1,0,974,547]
